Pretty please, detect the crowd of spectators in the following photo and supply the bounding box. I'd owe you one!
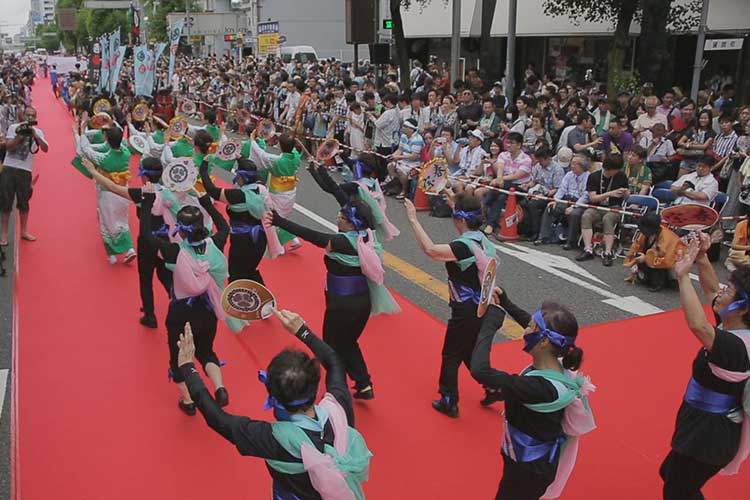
[15,51,750,291]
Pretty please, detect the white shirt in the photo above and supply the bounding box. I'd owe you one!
[673,172,719,206]
[4,123,47,172]
[639,135,675,163]
[456,145,487,176]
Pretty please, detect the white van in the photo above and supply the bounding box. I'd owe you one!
[280,46,318,72]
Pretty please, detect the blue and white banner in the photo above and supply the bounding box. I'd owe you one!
[108,30,121,91]
[110,47,127,94]
[98,34,110,92]
[133,44,154,96]
[167,20,183,83]
[151,42,167,91]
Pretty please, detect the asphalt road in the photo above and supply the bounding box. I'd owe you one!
[209,148,725,337]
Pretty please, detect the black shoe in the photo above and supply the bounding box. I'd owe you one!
[178,399,196,416]
[562,243,574,251]
[648,283,664,293]
[139,314,158,329]
[432,397,459,418]
[353,385,374,400]
[533,239,547,246]
[480,389,504,407]
[602,252,614,267]
[214,387,229,407]
[575,250,594,262]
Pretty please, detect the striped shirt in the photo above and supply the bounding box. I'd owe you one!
[713,131,738,158]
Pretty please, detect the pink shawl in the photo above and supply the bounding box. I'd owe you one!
[299,394,355,500]
[172,245,228,323]
[708,330,750,475]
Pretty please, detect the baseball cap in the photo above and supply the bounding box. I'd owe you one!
[556,147,573,167]
[469,129,485,141]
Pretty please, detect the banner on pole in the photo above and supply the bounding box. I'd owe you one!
[167,20,184,82]
[134,44,154,96]
[108,30,120,92]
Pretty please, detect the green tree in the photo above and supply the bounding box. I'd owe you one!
[146,0,201,42]
[543,0,700,99]
[35,23,61,52]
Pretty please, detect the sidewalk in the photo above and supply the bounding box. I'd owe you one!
[0,215,15,500]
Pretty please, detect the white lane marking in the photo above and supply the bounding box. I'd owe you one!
[293,203,339,232]
[0,369,7,422]
[493,242,663,316]
[293,202,663,317]
[502,242,609,286]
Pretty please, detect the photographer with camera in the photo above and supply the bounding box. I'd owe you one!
[0,106,48,246]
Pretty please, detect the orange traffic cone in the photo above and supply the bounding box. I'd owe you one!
[413,182,430,211]
[497,188,520,240]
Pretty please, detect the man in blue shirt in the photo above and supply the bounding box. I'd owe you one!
[50,65,58,98]
[387,118,424,200]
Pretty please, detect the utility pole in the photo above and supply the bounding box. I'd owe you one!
[690,0,710,101]
[504,0,517,100]
[449,0,460,91]
[185,0,191,55]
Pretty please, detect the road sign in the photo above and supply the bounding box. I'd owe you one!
[257,20,280,56]
[277,35,287,44]
[383,19,393,30]
[704,38,744,51]
[166,12,248,36]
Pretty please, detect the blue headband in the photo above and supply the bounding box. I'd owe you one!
[719,286,750,319]
[258,370,315,422]
[354,160,374,180]
[137,162,162,179]
[523,310,576,353]
[341,205,366,230]
[453,209,481,221]
[232,169,257,185]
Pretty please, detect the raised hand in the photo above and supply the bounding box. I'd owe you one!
[674,236,701,279]
[272,309,305,335]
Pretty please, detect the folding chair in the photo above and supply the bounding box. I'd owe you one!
[652,188,677,207]
[616,195,660,258]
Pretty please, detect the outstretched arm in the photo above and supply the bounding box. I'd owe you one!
[675,236,716,350]
[269,212,334,249]
[403,199,457,262]
[82,158,130,199]
[273,310,355,426]
[307,163,350,207]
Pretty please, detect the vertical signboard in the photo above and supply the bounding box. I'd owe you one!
[257,20,279,56]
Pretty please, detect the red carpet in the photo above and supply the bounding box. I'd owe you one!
[12,82,749,499]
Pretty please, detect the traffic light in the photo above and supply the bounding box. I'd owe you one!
[224,34,237,42]
[383,19,393,30]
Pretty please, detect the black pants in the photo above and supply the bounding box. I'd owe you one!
[439,313,484,403]
[0,166,32,213]
[639,264,670,289]
[137,235,172,318]
[376,146,396,181]
[539,205,584,245]
[496,454,556,500]
[525,198,550,238]
[323,290,372,389]
[660,450,723,500]
[166,299,220,384]
[228,232,267,284]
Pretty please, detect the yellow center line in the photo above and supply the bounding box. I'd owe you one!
[383,252,525,339]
